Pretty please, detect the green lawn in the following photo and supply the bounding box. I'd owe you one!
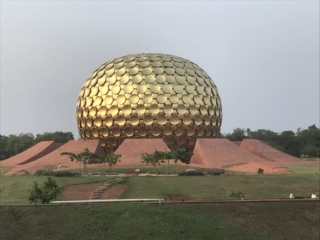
[281,162,320,174]
[0,167,110,205]
[0,202,318,240]
[1,164,319,205]
[88,163,191,175]
[121,174,319,200]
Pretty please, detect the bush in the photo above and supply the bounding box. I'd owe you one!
[34,169,81,177]
[53,171,81,177]
[89,171,107,176]
[227,190,244,199]
[206,168,225,175]
[28,177,62,204]
[34,169,54,176]
[179,170,204,176]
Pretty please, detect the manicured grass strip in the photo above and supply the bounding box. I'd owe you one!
[0,174,109,205]
[281,162,320,174]
[0,166,13,176]
[120,174,320,200]
[0,202,318,240]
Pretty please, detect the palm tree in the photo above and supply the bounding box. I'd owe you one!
[60,148,101,175]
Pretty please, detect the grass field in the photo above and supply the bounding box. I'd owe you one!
[121,174,319,200]
[0,201,319,240]
[281,162,320,174]
[1,164,319,205]
[0,167,110,205]
[0,163,319,239]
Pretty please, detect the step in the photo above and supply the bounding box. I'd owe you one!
[95,189,105,193]
[91,193,101,197]
[89,196,101,199]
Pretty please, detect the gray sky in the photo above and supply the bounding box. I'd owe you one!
[1,1,319,138]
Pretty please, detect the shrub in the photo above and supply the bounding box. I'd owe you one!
[34,169,81,177]
[179,170,204,176]
[227,190,244,199]
[89,171,107,176]
[206,168,226,175]
[28,177,62,204]
[34,169,54,176]
[53,170,81,177]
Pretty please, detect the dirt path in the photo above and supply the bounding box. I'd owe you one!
[100,184,127,199]
[61,183,127,200]
[62,182,103,200]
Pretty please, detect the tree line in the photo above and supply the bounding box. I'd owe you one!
[0,132,74,160]
[220,124,319,158]
[0,124,318,160]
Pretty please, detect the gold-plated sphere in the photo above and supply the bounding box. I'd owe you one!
[76,53,222,153]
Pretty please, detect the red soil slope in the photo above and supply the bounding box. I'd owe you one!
[232,141,242,146]
[240,139,301,163]
[227,161,291,174]
[5,140,105,175]
[0,141,63,166]
[115,139,170,165]
[190,138,266,168]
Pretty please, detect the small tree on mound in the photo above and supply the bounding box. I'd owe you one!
[28,177,62,204]
[103,153,121,171]
[171,147,193,165]
[153,146,193,175]
[141,153,164,173]
[60,148,101,175]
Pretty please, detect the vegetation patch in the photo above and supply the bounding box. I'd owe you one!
[0,202,318,240]
[34,169,81,177]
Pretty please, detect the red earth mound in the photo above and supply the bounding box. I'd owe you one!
[190,138,266,168]
[5,140,105,175]
[0,141,63,166]
[125,170,146,175]
[240,139,301,163]
[115,139,171,165]
[227,161,291,174]
[168,194,187,201]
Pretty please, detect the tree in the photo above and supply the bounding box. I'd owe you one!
[5,133,35,157]
[141,153,163,172]
[60,148,100,175]
[0,135,9,160]
[34,131,74,143]
[103,153,121,171]
[153,150,172,175]
[152,147,193,175]
[28,177,62,204]
[171,148,193,165]
[225,128,247,141]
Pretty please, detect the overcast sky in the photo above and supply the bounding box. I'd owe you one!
[1,1,319,138]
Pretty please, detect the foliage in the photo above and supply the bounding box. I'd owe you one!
[103,153,121,170]
[205,168,226,175]
[60,148,101,175]
[227,190,244,199]
[0,131,74,160]
[5,133,35,158]
[170,147,193,164]
[179,170,204,176]
[4,202,319,240]
[34,169,81,177]
[148,146,193,175]
[220,124,320,158]
[141,153,164,172]
[28,177,62,204]
[34,131,74,144]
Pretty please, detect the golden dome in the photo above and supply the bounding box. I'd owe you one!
[76,53,222,153]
